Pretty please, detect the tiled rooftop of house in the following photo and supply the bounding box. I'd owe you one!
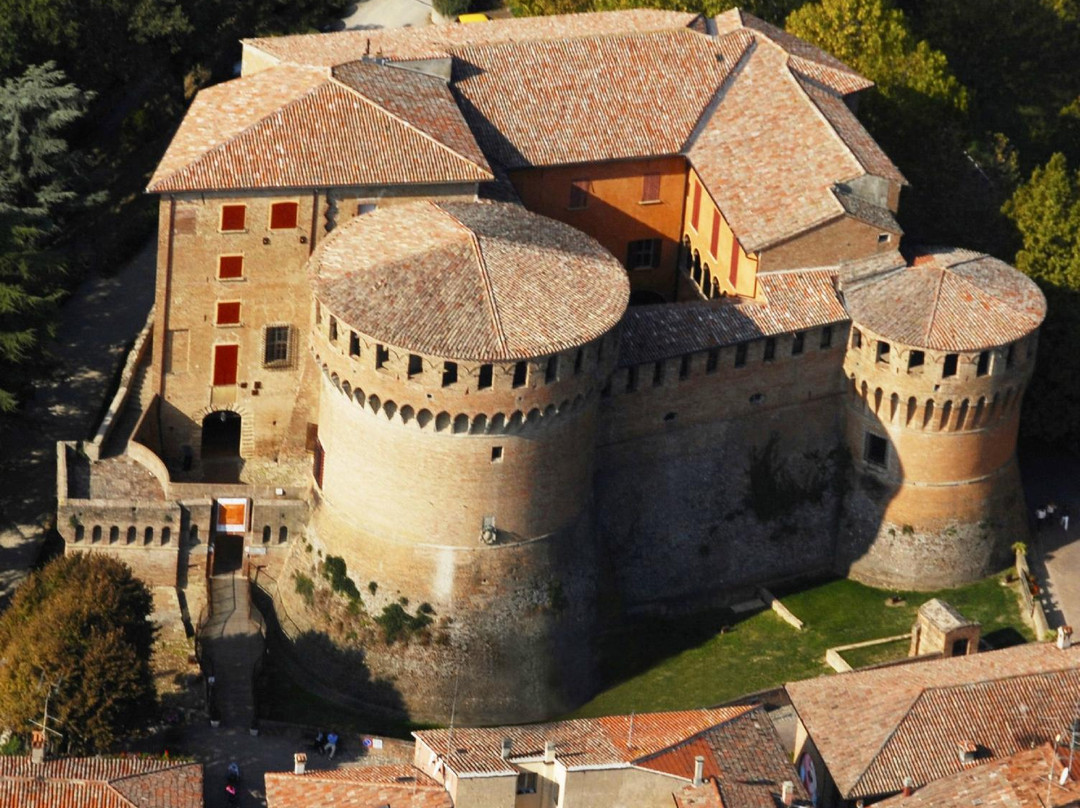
[310,201,629,361]
[840,246,1047,351]
[414,706,753,776]
[265,764,452,808]
[0,756,202,808]
[619,268,848,365]
[786,641,1080,800]
[874,745,1080,808]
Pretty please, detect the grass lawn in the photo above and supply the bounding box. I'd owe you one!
[568,573,1033,718]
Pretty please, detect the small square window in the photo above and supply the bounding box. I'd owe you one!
[878,233,891,244]
[943,353,958,378]
[491,446,503,463]
[442,361,458,387]
[568,179,589,210]
[218,255,244,279]
[216,301,241,325]
[763,338,776,362]
[876,341,890,363]
[908,350,925,370]
[478,364,493,389]
[734,343,748,368]
[264,325,292,367]
[269,201,299,229]
[792,332,805,356]
[221,204,246,232]
[865,433,888,467]
[357,202,377,216]
[516,772,538,795]
[408,354,424,378]
[820,326,833,349]
[626,238,662,270]
[641,173,661,203]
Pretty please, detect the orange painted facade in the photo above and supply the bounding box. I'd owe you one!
[680,167,760,301]
[509,157,687,301]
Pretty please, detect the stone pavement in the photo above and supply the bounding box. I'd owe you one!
[0,241,156,604]
[1019,443,1080,630]
[202,573,265,731]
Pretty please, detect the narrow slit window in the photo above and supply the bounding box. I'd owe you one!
[1005,344,1015,368]
[545,355,558,384]
[328,316,338,342]
[652,361,664,387]
[679,354,691,379]
[478,364,493,389]
[706,349,719,373]
[820,326,833,349]
[349,331,360,358]
[792,332,805,356]
[574,349,584,375]
[375,344,389,370]
[626,366,639,393]
[734,343,748,368]
[763,338,776,362]
[691,182,702,230]
[512,361,528,388]
[852,328,862,349]
[976,350,990,377]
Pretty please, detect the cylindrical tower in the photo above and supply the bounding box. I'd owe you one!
[838,247,1045,589]
[281,201,628,724]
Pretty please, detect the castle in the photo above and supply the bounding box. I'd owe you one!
[56,8,1046,725]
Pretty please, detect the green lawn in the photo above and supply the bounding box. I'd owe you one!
[569,573,1033,718]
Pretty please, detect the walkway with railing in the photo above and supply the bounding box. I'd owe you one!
[200,571,265,730]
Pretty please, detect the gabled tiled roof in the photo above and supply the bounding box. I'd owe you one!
[452,28,752,169]
[242,9,705,67]
[310,201,628,361]
[840,247,1046,351]
[714,9,873,94]
[0,757,202,808]
[638,706,809,808]
[786,642,1080,801]
[149,63,490,193]
[619,269,848,365]
[414,707,752,776]
[874,745,1080,808]
[265,764,451,808]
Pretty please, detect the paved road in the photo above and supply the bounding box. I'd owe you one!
[1019,443,1080,630]
[338,0,433,32]
[0,243,156,603]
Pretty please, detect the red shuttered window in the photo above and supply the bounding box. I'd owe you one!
[218,255,243,279]
[220,205,246,232]
[691,182,702,230]
[216,302,241,326]
[269,201,299,229]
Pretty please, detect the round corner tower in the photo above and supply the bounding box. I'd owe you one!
[281,200,628,724]
[838,247,1046,589]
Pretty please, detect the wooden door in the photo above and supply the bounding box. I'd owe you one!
[213,344,239,386]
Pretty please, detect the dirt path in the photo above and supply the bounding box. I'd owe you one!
[0,241,156,603]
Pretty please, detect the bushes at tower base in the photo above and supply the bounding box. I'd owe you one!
[374,600,435,645]
[0,554,156,754]
[321,555,361,602]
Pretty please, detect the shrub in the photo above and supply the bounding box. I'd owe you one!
[322,555,361,602]
[293,572,315,606]
[374,602,435,644]
[433,0,470,19]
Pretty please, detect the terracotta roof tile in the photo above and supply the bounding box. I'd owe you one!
[714,9,873,94]
[265,764,452,808]
[840,247,1046,350]
[833,185,902,233]
[619,269,848,365]
[786,642,1080,800]
[875,745,1080,808]
[243,10,705,67]
[310,201,628,361]
[452,28,751,169]
[149,64,491,193]
[0,757,202,808]
[414,707,752,776]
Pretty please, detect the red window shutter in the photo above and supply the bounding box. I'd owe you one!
[218,255,243,279]
[213,344,239,386]
[216,302,241,325]
[221,205,246,232]
[710,210,720,258]
[270,202,299,229]
[729,239,741,289]
[691,183,702,230]
[642,174,661,202]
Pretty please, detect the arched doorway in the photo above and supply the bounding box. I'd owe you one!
[201,411,241,458]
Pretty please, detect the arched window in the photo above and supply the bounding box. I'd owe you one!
[92,525,102,543]
[279,526,289,543]
[110,526,120,543]
[262,525,272,543]
[702,265,713,298]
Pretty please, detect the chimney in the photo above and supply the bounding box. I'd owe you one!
[293,753,307,775]
[902,776,915,797]
[501,738,513,760]
[693,755,705,787]
[781,781,795,806]
[30,730,46,765]
[1057,625,1073,650]
[957,740,977,763]
[543,741,556,764]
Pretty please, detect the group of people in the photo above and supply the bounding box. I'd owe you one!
[1035,501,1070,532]
[312,729,341,760]
[224,761,241,805]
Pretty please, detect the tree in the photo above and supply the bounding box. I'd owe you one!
[1002,153,1080,448]
[0,554,156,754]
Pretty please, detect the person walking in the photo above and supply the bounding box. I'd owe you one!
[324,730,339,760]
[1036,506,1047,531]
[1062,505,1071,532]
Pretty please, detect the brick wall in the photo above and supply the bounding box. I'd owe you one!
[757,215,897,273]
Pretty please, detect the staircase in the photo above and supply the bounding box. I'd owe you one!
[200,572,264,729]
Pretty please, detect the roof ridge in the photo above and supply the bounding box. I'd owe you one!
[788,67,867,183]
[149,73,329,192]
[922,268,947,345]
[629,704,758,766]
[681,31,756,155]
[848,689,930,798]
[328,72,492,180]
[436,204,510,356]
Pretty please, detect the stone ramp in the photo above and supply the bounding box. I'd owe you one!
[202,572,264,730]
